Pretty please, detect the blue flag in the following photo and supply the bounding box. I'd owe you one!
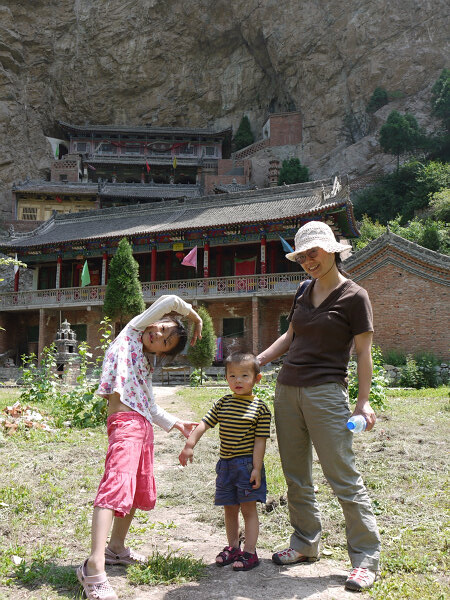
[279,236,294,253]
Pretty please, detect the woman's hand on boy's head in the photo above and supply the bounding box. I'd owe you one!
[174,420,199,438]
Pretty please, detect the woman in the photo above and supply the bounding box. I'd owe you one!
[257,221,380,592]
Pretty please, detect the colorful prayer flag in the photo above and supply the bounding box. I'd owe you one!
[146,161,150,173]
[279,235,294,253]
[81,260,91,287]
[181,246,197,269]
[172,156,177,169]
[55,145,59,159]
[86,163,96,171]
[14,253,19,275]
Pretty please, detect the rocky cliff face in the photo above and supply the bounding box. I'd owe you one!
[0,0,448,217]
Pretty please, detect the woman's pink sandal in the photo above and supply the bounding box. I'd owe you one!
[105,547,146,565]
[215,545,242,566]
[233,551,260,571]
[76,560,118,600]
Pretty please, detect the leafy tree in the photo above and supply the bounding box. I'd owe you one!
[278,158,309,185]
[232,116,254,151]
[429,188,450,222]
[354,160,450,224]
[379,110,425,170]
[186,306,216,384]
[366,87,389,113]
[431,68,450,131]
[352,215,449,254]
[103,238,145,329]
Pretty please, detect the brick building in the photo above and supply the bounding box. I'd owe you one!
[345,229,450,359]
[0,176,354,364]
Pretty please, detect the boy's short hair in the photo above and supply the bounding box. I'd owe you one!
[160,316,188,357]
[224,352,260,376]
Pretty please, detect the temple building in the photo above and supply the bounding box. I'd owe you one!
[0,176,356,364]
[10,113,302,231]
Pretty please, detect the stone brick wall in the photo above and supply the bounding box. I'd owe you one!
[348,263,449,359]
[268,112,302,147]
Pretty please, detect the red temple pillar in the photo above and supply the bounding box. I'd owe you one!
[203,240,210,278]
[101,252,108,285]
[216,246,223,277]
[74,263,82,287]
[165,252,171,281]
[260,234,267,274]
[269,241,276,274]
[56,256,62,289]
[151,246,157,282]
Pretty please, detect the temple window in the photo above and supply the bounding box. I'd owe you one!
[182,145,194,155]
[59,174,68,182]
[125,144,141,154]
[76,142,87,152]
[205,146,216,156]
[223,317,244,338]
[21,206,38,220]
[99,143,116,154]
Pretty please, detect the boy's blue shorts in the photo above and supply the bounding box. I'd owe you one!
[214,455,267,506]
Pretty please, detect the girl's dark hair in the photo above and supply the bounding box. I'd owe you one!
[159,316,188,357]
[335,253,350,277]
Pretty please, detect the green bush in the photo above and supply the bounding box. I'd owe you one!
[278,158,309,185]
[186,306,216,385]
[232,115,254,151]
[383,349,407,366]
[19,319,113,428]
[399,355,421,388]
[367,87,389,113]
[348,346,389,410]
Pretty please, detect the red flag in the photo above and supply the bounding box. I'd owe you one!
[146,161,150,173]
[181,246,197,269]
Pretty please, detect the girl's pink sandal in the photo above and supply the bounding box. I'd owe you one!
[105,546,146,566]
[76,560,118,600]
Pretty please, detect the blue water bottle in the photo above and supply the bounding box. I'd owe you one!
[346,415,366,433]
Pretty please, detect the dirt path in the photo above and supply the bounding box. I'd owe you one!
[109,387,369,600]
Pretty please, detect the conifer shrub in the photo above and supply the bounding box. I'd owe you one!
[232,115,254,151]
[103,238,145,328]
[366,87,389,113]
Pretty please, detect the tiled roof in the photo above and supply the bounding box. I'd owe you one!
[345,229,450,285]
[59,121,231,138]
[13,181,98,195]
[100,183,201,199]
[2,177,355,249]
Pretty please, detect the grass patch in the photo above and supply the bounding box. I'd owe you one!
[177,385,450,600]
[127,549,206,586]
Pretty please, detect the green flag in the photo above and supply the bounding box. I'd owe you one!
[81,260,91,287]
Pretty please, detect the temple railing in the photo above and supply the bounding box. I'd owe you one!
[0,272,306,310]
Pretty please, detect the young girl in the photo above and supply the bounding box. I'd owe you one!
[77,295,202,600]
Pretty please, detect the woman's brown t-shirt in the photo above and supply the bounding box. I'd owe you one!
[277,279,373,389]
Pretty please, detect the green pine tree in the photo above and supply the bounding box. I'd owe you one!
[366,87,389,113]
[103,238,145,329]
[186,306,216,384]
[278,158,309,185]
[379,110,424,170]
[232,116,254,151]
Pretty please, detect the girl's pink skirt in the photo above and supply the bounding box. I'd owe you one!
[94,412,156,518]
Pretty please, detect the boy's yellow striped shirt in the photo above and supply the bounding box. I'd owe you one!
[202,393,271,459]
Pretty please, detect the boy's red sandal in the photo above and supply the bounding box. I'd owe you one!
[215,545,241,566]
[232,551,260,571]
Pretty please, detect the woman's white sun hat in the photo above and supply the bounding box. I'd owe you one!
[286,221,352,262]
